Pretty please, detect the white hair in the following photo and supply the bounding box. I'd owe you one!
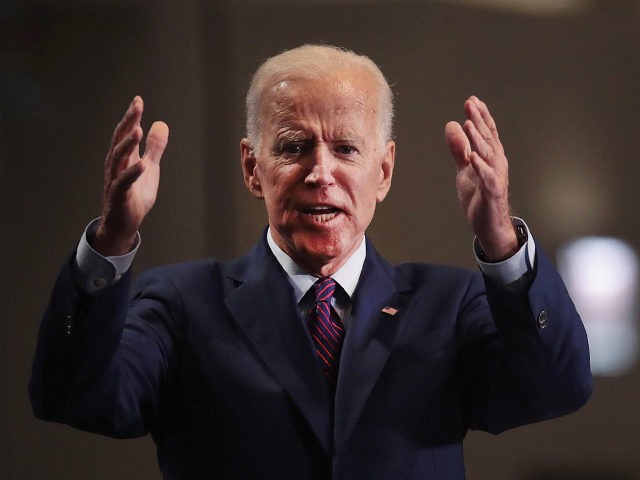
[245,44,394,152]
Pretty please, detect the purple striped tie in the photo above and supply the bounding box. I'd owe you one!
[308,277,345,389]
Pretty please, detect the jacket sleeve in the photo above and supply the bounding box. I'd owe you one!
[29,257,180,438]
[457,247,593,434]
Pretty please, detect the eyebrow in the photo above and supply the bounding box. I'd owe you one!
[271,123,366,147]
[275,129,308,142]
[329,129,364,145]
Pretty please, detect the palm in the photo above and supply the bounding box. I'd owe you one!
[445,97,516,260]
[96,97,169,255]
[119,142,161,224]
[457,163,487,228]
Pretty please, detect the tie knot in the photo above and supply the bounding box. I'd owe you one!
[313,277,336,303]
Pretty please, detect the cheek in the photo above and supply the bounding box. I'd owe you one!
[354,170,383,203]
[354,172,384,220]
[259,167,297,212]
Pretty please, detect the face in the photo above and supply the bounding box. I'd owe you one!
[241,69,395,276]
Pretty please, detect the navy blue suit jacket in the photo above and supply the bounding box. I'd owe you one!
[30,234,592,479]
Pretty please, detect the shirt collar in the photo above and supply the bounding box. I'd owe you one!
[266,227,366,303]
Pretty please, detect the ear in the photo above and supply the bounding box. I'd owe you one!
[240,138,264,199]
[376,140,395,202]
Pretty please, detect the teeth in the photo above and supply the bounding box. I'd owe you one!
[312,212,338,222]
[304,206,339,222]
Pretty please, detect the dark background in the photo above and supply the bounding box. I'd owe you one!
[2,0,639,478]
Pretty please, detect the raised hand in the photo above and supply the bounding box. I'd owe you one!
[93,96,169,256]
[445,96,517,262]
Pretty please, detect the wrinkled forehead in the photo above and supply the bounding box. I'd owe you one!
[262,71,378,122]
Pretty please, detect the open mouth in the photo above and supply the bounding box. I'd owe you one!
[303,206,341,222]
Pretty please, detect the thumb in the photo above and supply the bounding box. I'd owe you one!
[444,121,470,171]
[144,121,169,165]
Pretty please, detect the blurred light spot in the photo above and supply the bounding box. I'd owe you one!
[441,0,592,15]
[558,237,639,376]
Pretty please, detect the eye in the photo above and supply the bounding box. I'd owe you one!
[336,145,357,155]
[285,144,303,154]
[279,142,307,156]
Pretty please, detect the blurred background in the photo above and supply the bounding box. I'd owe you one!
[2,0,639,478]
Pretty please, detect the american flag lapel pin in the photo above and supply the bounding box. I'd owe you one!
[381,306,399,316]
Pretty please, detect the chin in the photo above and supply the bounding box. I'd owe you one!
[295,234,352,266]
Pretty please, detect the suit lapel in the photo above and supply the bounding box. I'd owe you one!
[334,241,414,454]
[224,237,333,453]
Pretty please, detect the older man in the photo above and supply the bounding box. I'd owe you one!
[30,45,592,479]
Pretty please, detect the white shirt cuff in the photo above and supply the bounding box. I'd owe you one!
[474,217,536,287]
[74,218,140,293]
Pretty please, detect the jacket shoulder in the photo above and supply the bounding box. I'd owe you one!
[131,258,236,296]
[394,261,479,288]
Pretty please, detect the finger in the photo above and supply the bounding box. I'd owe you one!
[470,96,499,139]
[110,162,145,201]
[469,151,492,184]
[469,152,505,200]
[109,126,143,179]
[465,97,492,141]
[466,97,504,155]
[110,96,144,153]
[444,121,471,171]
[143,121,169,165]
[463,119,493,162]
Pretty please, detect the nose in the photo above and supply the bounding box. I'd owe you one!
[304,144,336,187]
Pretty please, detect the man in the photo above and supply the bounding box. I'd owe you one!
[30,45,592,479]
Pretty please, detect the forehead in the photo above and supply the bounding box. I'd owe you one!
[261,70,379,130]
